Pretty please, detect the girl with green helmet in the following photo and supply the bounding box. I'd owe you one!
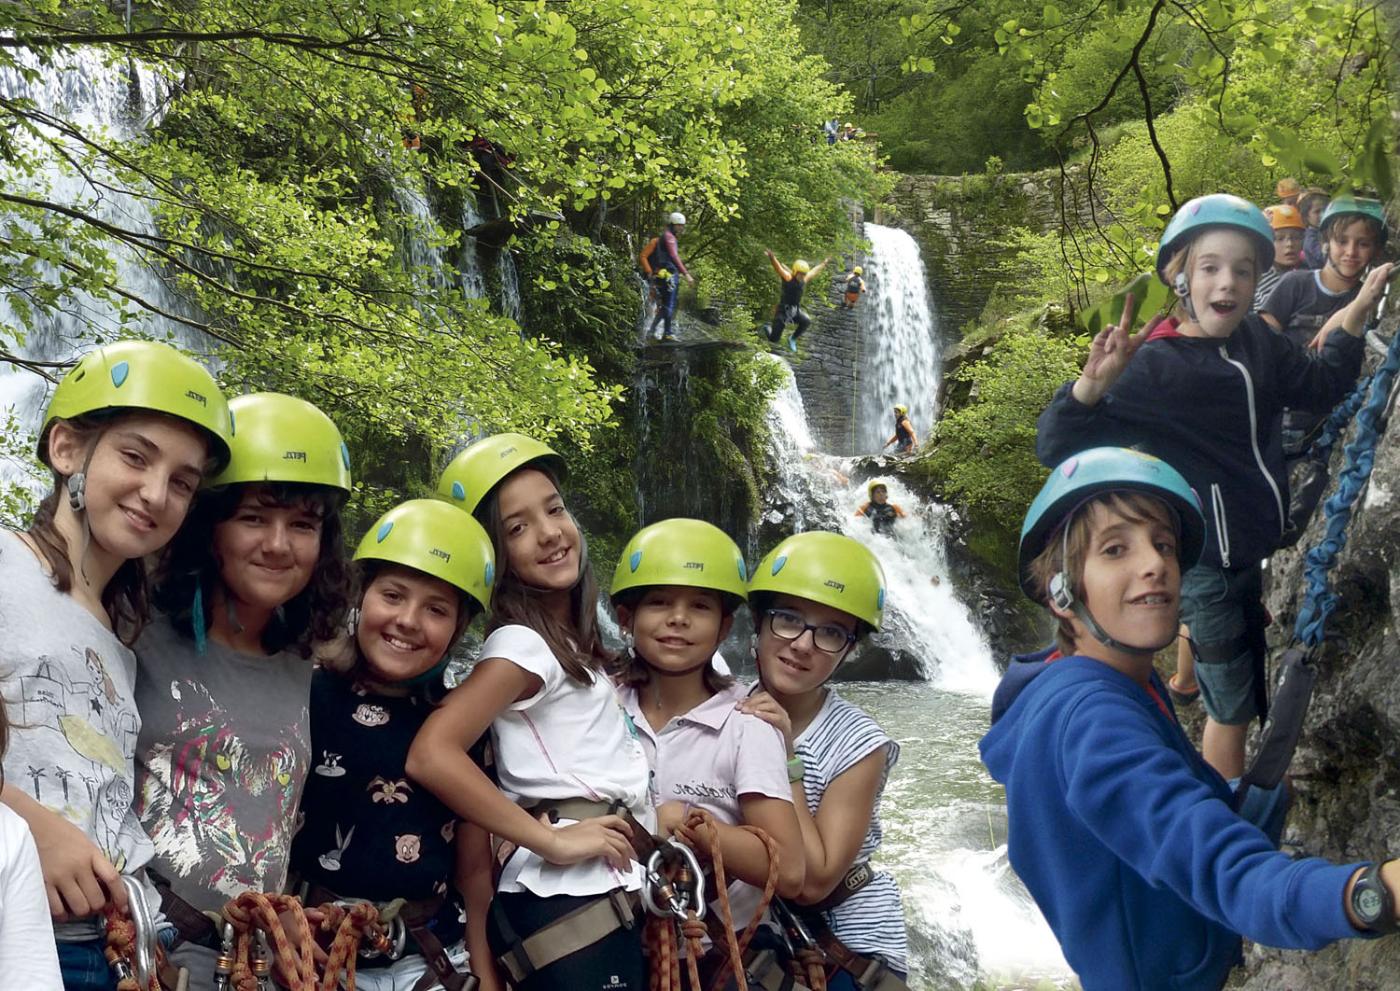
[0,339,231,990]
[128,391,354,986]
[608,518,805,952]
[410,433,650,991]
[737,531,910,984]
[289,499,497,991]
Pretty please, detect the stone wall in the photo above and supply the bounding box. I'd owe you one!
[791,256,867,456]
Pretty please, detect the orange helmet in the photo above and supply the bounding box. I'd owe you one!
[1275,177,1302,198]
[1263,204,1305,231]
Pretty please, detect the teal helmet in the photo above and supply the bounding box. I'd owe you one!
[1018,448,1206,600]
[1155,194,1275,282]
[1319,196,1388,247]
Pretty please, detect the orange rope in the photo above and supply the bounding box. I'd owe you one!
[102,904,159,991]
[220,892,390,991]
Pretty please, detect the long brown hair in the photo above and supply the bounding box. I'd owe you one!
[28,414,152,645]
[477,465,612,684]
[608,587,736,695]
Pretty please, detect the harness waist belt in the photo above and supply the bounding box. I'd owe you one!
[521,797,660,862]
[494,889,638,983]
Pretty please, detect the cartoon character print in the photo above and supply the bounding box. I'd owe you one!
[314,751,345,777]
[440,820,456,843]
[351,703,390,727]
[394,834,422,864]
[368,776,412,804]
[320,824,354,871]
[137,677,310,899]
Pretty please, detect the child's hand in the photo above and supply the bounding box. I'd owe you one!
[673,817,716,859]
[1072,293,1151,406]
[656,801,690,837]
[1356,262,1394,312]
[736,691,794,751]
[1312,263,1395,348]
[537,813,635,871]
[35,815,125,919]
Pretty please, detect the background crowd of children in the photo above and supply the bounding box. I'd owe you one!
[0,356,909,991]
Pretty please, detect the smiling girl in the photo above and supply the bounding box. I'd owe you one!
[0,340,231,990]
[609,519,804,965]
[132,392,353,985]
[290,498,498,991]
[408,434,650,991]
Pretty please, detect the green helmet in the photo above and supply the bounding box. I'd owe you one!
[40,340,232,470]
[436,433,567,516]
[1319,196,1388,247]
[867,480,888,500]
[1018,447,1206,600]
[611,518,748,609]
[354,499,495,616]
[748,531,885,631]
[208,393,351,494]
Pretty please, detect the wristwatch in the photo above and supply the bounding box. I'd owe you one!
[1349,860,1398,934]
[786,756,806,783]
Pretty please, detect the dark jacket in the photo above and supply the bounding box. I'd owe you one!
[1037,315,1362,569]
[980,648,1362,991]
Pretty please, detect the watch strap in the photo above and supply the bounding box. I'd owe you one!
[786,756,806,782]
[1351,860,1399,935]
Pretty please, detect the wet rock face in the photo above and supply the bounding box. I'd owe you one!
[790,273,865,455]
[1237,303,1400,984]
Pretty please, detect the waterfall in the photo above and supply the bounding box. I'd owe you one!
[0,49,208,498]
[857,224,941,453]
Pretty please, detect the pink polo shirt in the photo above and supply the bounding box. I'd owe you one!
[622,681,792,928]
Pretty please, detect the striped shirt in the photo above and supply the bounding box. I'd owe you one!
[1253,266,1290,312]
[794,689,908,973]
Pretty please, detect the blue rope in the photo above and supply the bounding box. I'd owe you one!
[1294,330,1400,647]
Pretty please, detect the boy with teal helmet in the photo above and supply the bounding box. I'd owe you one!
[737,531,910,985]
[4,339,231,988]
[1038,192,1377,781]
[609,519,806,950]
[132,391,355,986]
[982,447,1399,990]
[290,499,496,990]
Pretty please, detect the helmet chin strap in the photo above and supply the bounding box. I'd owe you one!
[1172,271,1198,323]
[1049,518,1176,657]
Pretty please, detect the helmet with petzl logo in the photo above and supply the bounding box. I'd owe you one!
[748,531,885,632]
[354,499,495,617]
[610,518,748,611]
[40,340,233,471]
[436,432,567,517]
[1018,447,1206,602]
[1155,194,1275,282]
[208,393,351,495]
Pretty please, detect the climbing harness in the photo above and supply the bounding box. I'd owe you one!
[1242,295,1399,798]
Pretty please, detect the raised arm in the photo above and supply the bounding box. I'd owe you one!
[765,249,790,281]
[807,257,832,281]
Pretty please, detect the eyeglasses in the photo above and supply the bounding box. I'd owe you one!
[763,608,856,654]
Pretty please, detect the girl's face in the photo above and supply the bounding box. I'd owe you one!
[496,468,580,592]
[755,593,858,696]
[1325,219,1379,281]
[213,486,322,613]
[1305,199,1326,227]
[49,413,207,561]
[357,566,461,682]
[619,585,730,674]
[1181,229,1257,339]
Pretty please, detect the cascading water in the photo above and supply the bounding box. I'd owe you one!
[0,50,208,497]
[761,227,1074,988]
[857,224,941,453]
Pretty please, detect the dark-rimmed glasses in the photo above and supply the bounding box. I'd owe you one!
[763,607,856,654]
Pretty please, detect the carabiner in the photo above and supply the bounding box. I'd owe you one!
[640,839,708,921]
[119,875,158,989]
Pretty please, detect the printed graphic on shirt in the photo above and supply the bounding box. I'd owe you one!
[314,751,345,777]
[394,834,422,863]
[368,776,412,804]
[319,824,354,871]
[137,676,308,898]
[16,653,139,863]
[351,703,389,727]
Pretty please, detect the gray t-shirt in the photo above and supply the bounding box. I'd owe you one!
[134,616,312,922]
[1261,269,1359,349]
[0,532,154,941]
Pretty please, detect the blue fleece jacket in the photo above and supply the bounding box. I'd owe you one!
[980,648,1364,991]
[1037,314,1362,570]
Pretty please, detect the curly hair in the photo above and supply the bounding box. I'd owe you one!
[153,482,351,657]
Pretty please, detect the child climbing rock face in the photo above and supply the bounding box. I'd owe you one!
[981,446,1400,991]
[841,266,865,309]
[289,499,496,991]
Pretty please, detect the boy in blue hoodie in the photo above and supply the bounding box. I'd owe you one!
[1037,194,1393,781]
[980,446,1398,991]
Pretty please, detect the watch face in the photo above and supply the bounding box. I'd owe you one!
[1358,887,1383,919]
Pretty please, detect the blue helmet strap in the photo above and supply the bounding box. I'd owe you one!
[1051,510,1177,657]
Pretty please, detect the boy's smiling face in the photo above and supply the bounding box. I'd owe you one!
[1061,499,1182,675]
[1325,218,1379,281]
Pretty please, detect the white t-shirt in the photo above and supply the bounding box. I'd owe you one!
[792,688,907,973]
[485,625,651,897]
[623,681,791,927]
[0,804,61,984]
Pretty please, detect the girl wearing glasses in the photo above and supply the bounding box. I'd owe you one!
[608,520,805,949]
[738,532,910,988]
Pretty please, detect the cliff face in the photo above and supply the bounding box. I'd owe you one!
[1239,298,1400,986]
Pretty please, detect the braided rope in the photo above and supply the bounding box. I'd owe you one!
[221,892,389,991]
[102,904,159,991]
